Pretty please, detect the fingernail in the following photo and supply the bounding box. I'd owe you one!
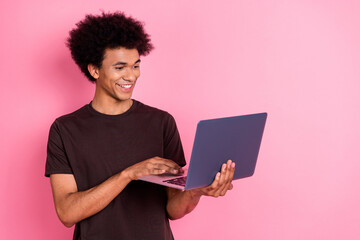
[172,169,178,174]
[161,169,166,173]
[216,172,220,180]
[231,162,235,168]
[222,164,226,172]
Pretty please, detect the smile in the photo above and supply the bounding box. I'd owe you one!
[117,84,132,89]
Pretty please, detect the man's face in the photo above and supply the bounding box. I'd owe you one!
[93,47,141,103]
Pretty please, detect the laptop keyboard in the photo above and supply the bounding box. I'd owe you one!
[163,176,187,187]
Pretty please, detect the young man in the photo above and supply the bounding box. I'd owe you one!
[45,12,235,240]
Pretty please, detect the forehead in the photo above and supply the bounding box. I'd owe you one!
[102,47,140,64]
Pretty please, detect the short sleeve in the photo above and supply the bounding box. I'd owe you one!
[45,121,73,177]
[163,113,186,167]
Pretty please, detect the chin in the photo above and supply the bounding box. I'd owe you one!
[115,95,132,102]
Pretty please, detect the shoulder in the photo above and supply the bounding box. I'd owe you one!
[134,100,167,114]
[51,104,90,130]
[132,100,178,130]
[133,100,174,120]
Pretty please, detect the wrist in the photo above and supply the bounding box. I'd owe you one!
[187,189,203,200]
[118,169,133,184]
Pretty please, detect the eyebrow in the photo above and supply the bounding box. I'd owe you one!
[112,59,141,66]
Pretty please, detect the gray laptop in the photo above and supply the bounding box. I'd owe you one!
[139,112,267,190]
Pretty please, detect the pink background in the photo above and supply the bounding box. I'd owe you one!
[1,0,360,239]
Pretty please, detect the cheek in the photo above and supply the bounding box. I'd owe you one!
[99,70,110,80]
[107,70,122,81]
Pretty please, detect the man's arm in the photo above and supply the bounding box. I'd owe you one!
[50,157,182,227]
[51,172,130,227]
[166,160,235,220]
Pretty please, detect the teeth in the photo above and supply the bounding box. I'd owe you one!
[120,84,131,89]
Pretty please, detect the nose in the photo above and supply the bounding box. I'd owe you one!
[123,68,137,82]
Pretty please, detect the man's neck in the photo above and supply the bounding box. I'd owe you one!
[91,97,133,115]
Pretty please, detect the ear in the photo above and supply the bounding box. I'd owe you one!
[87,64,100,80]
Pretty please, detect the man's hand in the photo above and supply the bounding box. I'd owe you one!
[123,156,183,181]
[189,159,235,198]
[166,159,235,220]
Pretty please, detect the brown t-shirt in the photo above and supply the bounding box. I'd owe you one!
[45,100,186,240]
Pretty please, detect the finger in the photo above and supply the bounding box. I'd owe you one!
[128,159,180,179]
[221,160,233,180]
[136,167,166,178]
[212,163,230,197]
[220,160,233,186]
[205,172,220,195]
[146,157,180,173]
[215,160,234,196]
[220,161,236,195]
[141,161,164,175]
[230,161,235,179]
[151,157,183,172]
[146,163,180,176]
[151,168,166,175]
[218,163,228,186]
[223,161,235,185]
[224,160,233,183]
[225,161,235,187]
[151,163,176,174]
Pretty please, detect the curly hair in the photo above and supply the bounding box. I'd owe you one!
[67,12,154,82]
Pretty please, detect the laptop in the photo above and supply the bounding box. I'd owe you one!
[138,112,267,190]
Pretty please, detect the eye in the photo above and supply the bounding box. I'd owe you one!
[115,66,124,70]
[133,65,140,69]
